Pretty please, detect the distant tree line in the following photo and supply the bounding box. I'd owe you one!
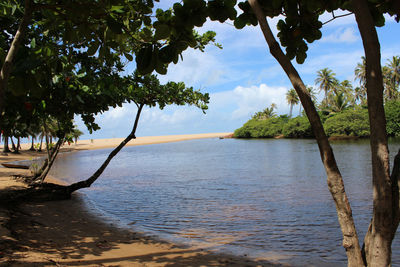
[235,56,400,139]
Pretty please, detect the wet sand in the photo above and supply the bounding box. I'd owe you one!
[0,133,287,266]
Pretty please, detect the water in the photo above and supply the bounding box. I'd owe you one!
[50,138,400,266]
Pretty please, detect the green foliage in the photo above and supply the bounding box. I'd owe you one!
[282,116,313,138]
[234,0,399,64]
[234,116,288,138]
[323,108,370,137]
[385,100,400,136]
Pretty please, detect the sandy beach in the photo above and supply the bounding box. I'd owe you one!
[0,133,286,267]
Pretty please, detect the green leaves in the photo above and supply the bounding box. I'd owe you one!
[154,23,171,40]
[87,42,100,56]
[136,45,155,74]
[208,0,237,22]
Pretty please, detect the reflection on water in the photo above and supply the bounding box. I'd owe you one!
[50,138,400,267]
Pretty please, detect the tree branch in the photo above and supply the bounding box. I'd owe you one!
[67,103,144,193]
[322,12,354,25]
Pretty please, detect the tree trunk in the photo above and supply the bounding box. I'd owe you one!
[29,135,35,151]
[353,0,394,266]
[10,137,16,152]
[289,104,293,118]
[39,136,43,151]
[248,1,364,266]
[67,104,144,193]
[3,136,10,153]
[16,137,20,152]
[1,105,145,203]
[0,0,33,114]
[36,135,64,183]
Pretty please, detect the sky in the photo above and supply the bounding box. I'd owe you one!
[75,3,400,140]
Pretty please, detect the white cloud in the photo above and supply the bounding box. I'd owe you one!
[321,27,359,43]
[106,106,129,119]
[211,84,289,120]
[141,107,200,125]
[158,48,252,89]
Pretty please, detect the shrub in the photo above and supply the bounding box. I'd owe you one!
[323,108,370,137]
[385,100,400,136]
[282,116,313,138]
[234,117,287,138]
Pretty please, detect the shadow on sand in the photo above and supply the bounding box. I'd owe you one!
[1,192,290,267]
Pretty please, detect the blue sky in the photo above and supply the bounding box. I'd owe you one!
[76,4,400,140]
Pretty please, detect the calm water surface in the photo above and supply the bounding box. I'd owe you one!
[50,138,400,266]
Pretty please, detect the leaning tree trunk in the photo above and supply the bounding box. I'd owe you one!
[248,1,364,265]
[353,0,395,266]
[3,136,10,153]
[0,0,33,114]
[1,105,145,203]
[36,135,64,183]
[67,104,144,193]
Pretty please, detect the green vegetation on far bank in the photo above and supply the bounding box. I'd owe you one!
[235,102,400,139]
[235,101,400,139]
[235,58,400,140]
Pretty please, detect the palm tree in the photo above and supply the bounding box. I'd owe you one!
[354,86,367,105]
[252,103,277,120]
[67,126,84,144]
[315,68,338,103]
[286,88,299,117]
[383,56,400,100]
[306,86,318,103]
[354,56,366,87]
[330,91,349,113]
[339,80,355,106]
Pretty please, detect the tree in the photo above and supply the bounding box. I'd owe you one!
[252,103,277,120]
[299,86,317,114]
[8,72,209,199]
[0,0,219,116]
[383,56,400,100]
[354,57,367,105]
[236,0,399,265]
[286,88,299,117]
[315,68,338,104]
[328,91,350,114]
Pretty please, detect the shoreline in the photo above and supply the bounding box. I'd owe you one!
[69,132,234,151]
[0,133,286,266]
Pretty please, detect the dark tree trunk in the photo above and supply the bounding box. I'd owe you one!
[4,105,146,202]
[0,0,33,114]
[353,0,394,265]
[248,1,364,265]
[3,136,10,153]
[36,135,64,183]
[29,136,35,151]
[67,105,143,193]
[16,137,20,152]
[38,136,43,152]
[10,137,16,152]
